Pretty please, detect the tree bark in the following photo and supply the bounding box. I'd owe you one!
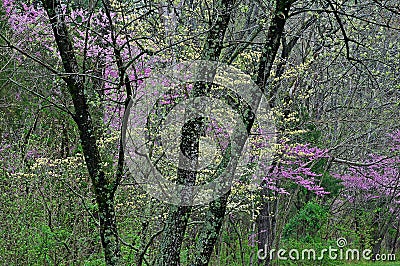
[41,1,120,265]
[391,220,400,255]
[253,1,294,266]
[155,116,205,265]
[155,1,234,265]
[192,193,230,265]
[192,1,296,265]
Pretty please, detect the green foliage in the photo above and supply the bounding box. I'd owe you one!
[0,153,102,265]
[299,123,323,146]
[283,201,329,241]
[1,0,400,265]
[311,158,343,197]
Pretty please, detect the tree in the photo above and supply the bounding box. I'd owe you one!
[1,0,153,264]
[1,0,400,265]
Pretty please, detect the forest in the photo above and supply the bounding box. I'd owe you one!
[0,0,399,265]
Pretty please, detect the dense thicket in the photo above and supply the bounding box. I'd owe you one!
[0,0,399,265]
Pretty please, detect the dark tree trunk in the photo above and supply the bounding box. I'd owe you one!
[41,1,120,265]
[370,201,400,261]
[192,193,229,265]
[391,220,400,255]
[192,1,296,265]
[156,116,205,265]
[256,8,320,266]
[155,0,234,265]
[254,1,294,265]
[257,185,279,265]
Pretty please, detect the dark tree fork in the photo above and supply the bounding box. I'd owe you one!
[155,0,234,265]
[39,0,296,265]
[157,0,296,265]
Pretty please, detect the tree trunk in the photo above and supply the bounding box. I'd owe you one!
[254,1,294,265]
[391,220,400,255]
[192,1,296,265]
[155,0,234,265]
[257,185,279,266]
[41,1,120,264]
[193,193,230,265]
[156,117,205,265]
